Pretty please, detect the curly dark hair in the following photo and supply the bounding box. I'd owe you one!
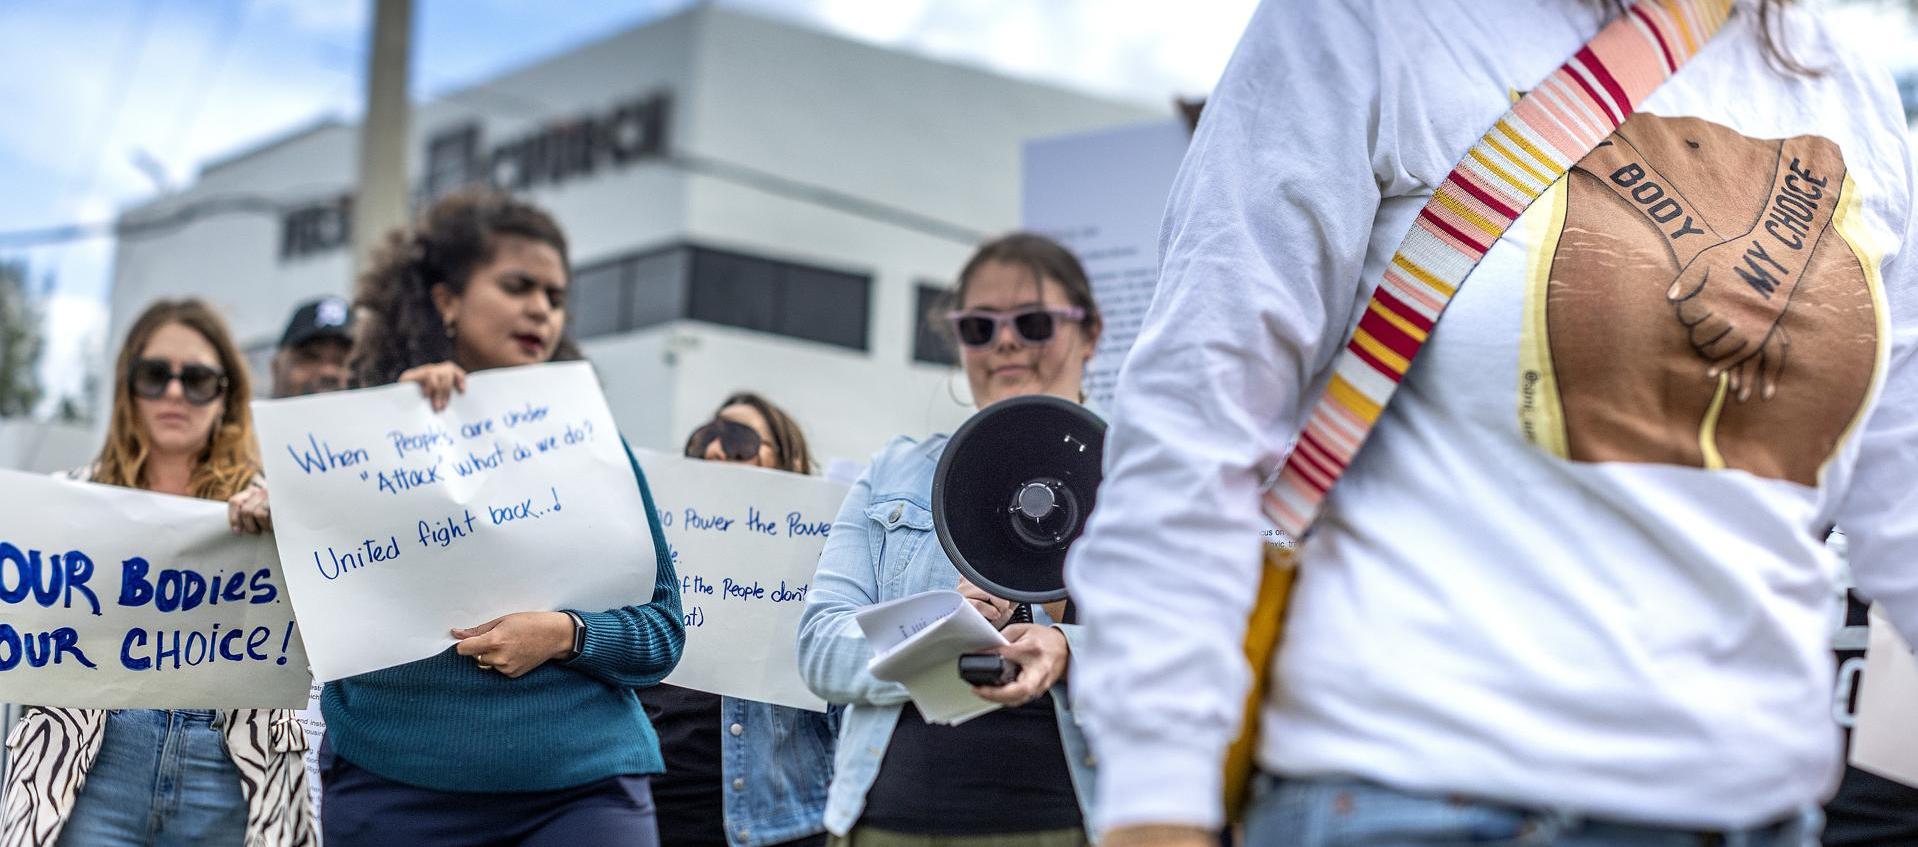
[349,188,582,387]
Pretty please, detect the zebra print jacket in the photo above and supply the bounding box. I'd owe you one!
[2,706,315,847]
[0,468,316,847]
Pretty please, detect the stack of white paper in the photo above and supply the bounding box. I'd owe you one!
[855,590,1007,725]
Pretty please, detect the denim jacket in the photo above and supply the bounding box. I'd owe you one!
[796,434,1097,835]
[719,696,836,847]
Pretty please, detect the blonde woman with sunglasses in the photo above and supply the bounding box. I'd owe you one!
[2,299,314,847]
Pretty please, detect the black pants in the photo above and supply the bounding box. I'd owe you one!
[319,743,659,847]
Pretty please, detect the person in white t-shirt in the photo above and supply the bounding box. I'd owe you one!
[1065,1,1918,845]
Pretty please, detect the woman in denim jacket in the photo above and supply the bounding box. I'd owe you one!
[797,234,1101,846]
[647,392,835,847]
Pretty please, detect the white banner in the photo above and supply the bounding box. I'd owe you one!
[638,450,844,711]
[253,362,657,681]
[0,470,310,708]
[1023,118,1189,410]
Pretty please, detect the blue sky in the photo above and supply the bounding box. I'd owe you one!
[1,0,1913,412]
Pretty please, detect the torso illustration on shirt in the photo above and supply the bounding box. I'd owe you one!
[1518,112,1884,485]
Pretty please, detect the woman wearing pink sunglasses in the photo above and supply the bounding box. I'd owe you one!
[797,233,1106,846]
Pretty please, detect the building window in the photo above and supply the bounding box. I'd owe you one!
[912,283,957,366]
[771,262,870,351]
[570,259,629,340]
[629,248,689,330]
[424,124,481,201]
[568,243,871,352]
[279,194,352,261]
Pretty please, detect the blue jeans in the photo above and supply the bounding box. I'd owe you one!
[1245,775,1822,847]
[57,709,247,847]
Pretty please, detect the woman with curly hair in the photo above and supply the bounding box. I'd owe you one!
[318,188,682,846]
[1,299,315,847]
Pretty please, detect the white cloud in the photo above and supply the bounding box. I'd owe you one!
[721,0,1258,106]
[254,0,369,38]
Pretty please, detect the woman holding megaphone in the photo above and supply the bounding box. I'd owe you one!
[797,233,1102,846]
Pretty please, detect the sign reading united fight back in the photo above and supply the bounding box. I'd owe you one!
[0,470,311,708]
[252,362,657,681]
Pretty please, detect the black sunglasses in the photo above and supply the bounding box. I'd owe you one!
[129,358,229,406]
[684,418,763,463]
[945,306,1087,349]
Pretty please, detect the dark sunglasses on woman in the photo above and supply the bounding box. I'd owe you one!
[684,418,763,463]
[945,305,1086,348]
[129,358,229,405]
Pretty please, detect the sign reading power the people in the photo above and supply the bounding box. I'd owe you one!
[0,470,311,708]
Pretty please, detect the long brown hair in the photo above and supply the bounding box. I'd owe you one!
[1587,0,1815,75]
[93,299,259,500]
[713,391,816,475]
[350,188,580,387]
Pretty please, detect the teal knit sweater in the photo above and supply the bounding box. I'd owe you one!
[320,445,684,792]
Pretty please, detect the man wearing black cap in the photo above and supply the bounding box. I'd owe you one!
[272,296,355,398]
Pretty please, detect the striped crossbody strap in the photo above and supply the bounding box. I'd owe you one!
[1261,0,1737,537]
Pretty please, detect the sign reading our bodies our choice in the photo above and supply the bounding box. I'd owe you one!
[0,470,311,708]
[638,450,846,712]
[253,362,656,681]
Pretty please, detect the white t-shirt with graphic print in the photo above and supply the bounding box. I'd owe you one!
[1067,0,1918,833]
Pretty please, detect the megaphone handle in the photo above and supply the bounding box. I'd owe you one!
[1011,603,1033,625]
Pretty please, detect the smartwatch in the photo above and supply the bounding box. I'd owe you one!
[560,611,585,662]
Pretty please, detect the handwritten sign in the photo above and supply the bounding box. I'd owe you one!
[0,470,310,708]
[637,450,844,711]
[252,362,658,681]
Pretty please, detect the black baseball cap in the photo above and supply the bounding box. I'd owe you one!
[279,296,356,350]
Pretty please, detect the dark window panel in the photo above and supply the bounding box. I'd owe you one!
[779,265,870,351]
[688,248,781,336]
[912,283,957,366]
[629,247,690,330]
[568,242,871,351]
[424,124,481,201]
[570,259,630,340]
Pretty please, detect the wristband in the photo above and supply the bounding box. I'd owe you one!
[560,611,585,662]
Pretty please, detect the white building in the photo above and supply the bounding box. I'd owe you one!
[108,4,1159,464]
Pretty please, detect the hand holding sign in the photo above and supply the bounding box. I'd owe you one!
[451,611,574,678]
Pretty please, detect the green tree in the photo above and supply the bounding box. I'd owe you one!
[0,260,44,418]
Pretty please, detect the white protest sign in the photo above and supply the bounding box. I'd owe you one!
[0,470,310,708]
[637,450,843,712]
[1023,118,1189,409]
[253,361,657,681]
[1851,605,1918,789]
